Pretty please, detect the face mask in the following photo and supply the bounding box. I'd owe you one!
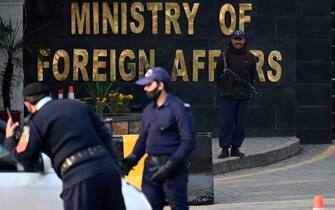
[146,86,161,100]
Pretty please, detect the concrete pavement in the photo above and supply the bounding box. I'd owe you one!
[196,143,335,210]
[164,138,335,210]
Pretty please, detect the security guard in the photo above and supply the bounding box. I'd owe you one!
[120,67,196,210]
[217,30,256,159]
[5,82,125,210]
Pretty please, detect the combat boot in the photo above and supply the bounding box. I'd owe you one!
[230,146,245,158]
[218,147,229,159]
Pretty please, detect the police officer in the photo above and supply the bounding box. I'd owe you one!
[5,82,125,210]
[120,67,196,210]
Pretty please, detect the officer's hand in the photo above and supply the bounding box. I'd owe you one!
[6,117,19,138]
[150,160,176,184]
[118,154,138,176]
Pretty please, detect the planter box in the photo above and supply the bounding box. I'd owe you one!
[100,113,141,135]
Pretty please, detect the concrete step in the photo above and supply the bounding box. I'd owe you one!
[212,137,300,175]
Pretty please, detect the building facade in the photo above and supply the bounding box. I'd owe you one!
[5,0,332,144]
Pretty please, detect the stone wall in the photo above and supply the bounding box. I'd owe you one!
[296,0,332,143]
[20,0,333,144]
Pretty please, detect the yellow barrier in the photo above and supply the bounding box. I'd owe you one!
[122,135,146,190]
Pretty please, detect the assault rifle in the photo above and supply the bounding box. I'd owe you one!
[220,52,262,96]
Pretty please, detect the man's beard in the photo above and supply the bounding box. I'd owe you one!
[146,87,161,100]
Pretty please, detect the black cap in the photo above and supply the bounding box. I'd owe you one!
[232,30,245,39]
[23,82,50,97]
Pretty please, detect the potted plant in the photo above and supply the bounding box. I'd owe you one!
[0,16,45,122]
[80,82,134,116]
[79,82,143,135]
[0,16,24,122]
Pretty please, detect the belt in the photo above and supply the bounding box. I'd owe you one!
[60,145,108,177]
[148,155,170,164]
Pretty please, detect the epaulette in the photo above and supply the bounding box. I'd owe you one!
[184,103,191,108]
[174,96,192,110]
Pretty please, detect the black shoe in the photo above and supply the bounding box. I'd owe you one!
[218,148,229,159]
[230,147,245,158]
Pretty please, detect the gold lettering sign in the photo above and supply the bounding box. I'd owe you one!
[71,2,90,35]
[36,49,284,83]
[208,50,222,82]
[171,50,189,81]
[110,49,116,81]
[68,2,256,37]
[93,49,107,81]
[121,2,127,34]
[119,49,136,81]
[93,2,99,34]
[192,50,206,81]
[102,2,119,34]
[37,49,50,81]
[53,50,70,81]
[165,3,181,34]
[130,2,145,34]
[239,3,252,32]
[73,49,89,81]
[268,50,282,82]
[147,2,163,34]
[138,49,155,78]
[183,3,200,35]
[250,50,266,82]
[219,3,236,35]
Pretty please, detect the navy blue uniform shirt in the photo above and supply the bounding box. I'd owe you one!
[132,94,196,164]
[4,99,119,189]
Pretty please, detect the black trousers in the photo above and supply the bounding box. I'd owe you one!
[142,158,189,210]
[219,97,249,148]
[61,169,126,210]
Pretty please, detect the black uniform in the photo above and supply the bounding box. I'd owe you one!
[131,94,196,210]
[5,99,125,210]
[217,42,256,151]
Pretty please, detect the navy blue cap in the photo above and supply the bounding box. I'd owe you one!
[135,67,170,86]
[23,82,50,97]
[232,30,245,39]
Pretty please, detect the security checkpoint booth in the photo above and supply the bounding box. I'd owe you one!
[113,126,214,205]
[114,134,213,205]
[103,114,214,205]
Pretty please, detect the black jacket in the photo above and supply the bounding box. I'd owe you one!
[217,43,256,99]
